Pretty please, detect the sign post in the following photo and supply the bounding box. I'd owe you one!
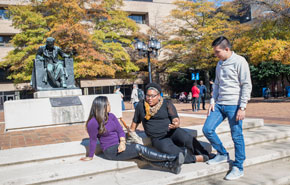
[191,73,195,80]
[196,73,199,81]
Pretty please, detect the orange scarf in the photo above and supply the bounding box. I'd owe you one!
[144,97,164,120]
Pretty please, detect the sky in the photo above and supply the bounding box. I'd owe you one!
[190,0,234,6]
[213,0,234,7]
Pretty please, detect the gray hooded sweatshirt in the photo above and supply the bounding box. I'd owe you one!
[211,52,252,108]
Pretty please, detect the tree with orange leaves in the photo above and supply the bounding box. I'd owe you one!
[1,0,139,83]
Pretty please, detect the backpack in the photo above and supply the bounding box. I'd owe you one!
[137,89,144,100]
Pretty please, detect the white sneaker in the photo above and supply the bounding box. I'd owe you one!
[206,154,229,165]
[225,166,244,180]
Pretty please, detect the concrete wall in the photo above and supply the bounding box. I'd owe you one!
[4,94,122,131]
[123,0,176,28]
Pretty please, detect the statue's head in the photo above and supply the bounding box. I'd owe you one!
[46,37,55,49]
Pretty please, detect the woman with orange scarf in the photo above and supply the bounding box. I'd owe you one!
[130,83,211,164]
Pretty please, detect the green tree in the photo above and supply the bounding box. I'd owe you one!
[91,0,139,78]
[0,5,48,82]
[162,0,242,71]
[160,0,243,91]
[231,0,290,96]
[0,0,139,83]
[233,0,290,65]
[250,62,290,96]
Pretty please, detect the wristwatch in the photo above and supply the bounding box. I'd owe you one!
[239,107,246,111]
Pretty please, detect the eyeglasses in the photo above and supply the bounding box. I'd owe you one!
[146,94,159,99]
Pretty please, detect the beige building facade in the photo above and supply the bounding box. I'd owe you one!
[0,0,177,106]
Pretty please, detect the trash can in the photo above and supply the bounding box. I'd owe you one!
[286,86,290,97]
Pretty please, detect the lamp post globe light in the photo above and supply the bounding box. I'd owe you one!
[134,38,161,83]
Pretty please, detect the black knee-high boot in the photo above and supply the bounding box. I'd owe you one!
[135,144,184,174]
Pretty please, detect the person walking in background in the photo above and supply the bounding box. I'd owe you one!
[187,92,192,103]
[191,82,200,112]
[80,96,184,174]
[130,84,139,109]
[202,36,252,180]
[197,80,207,110]
[114,86,125,111]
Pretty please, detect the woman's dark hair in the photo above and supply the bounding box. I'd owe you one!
[212,36,231,49]
[86,96,109,135]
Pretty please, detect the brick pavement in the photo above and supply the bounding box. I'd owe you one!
[0,98,289,150]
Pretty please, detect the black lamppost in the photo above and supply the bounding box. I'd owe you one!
[134,38,161,83]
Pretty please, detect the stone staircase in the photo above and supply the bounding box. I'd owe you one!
[1,118,290,185]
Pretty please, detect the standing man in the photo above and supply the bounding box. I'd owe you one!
[130,84,139,109]
[202,36,252,180]
[197,80,207,110]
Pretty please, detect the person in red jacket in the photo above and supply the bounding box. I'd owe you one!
[191,82,200,112]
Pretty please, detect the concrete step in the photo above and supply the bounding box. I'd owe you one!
[0,119,264,167]
[0,155,138,185]
[198,124,290,150]
[137,118,264,146]
[180,157,290,185]
[0,124,289,185]
[0,141,86,166]
[40,138,290,185]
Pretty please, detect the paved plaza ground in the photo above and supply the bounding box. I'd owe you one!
[0,97,289,150]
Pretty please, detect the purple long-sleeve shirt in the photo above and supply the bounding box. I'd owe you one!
[87,113,125,157]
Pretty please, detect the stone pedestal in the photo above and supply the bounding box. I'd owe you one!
[34,89,82,98]
[4,94,122,131]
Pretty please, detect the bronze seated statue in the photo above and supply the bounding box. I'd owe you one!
[31,37,76,90]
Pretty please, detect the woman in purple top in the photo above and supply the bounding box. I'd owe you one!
[80,96,185,174]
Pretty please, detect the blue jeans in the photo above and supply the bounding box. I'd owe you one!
[133,102,139,109]
[121,100,125,111]
[202,104,245,170]
[191,97,198,111]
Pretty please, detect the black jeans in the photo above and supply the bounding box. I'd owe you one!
[103,143,139,161]
[198,95,206,110]
[151,128,210,163]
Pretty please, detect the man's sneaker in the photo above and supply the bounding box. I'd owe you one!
[206,153,229,165]
[225,166,244,180]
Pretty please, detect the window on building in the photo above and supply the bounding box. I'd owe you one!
[88,87,95,94]
[0,8,10,20]
[95,87,102,94]
[229,5,251,23]
[128,14,146,24]
[0,36,12,47]
[103,86,110,94]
